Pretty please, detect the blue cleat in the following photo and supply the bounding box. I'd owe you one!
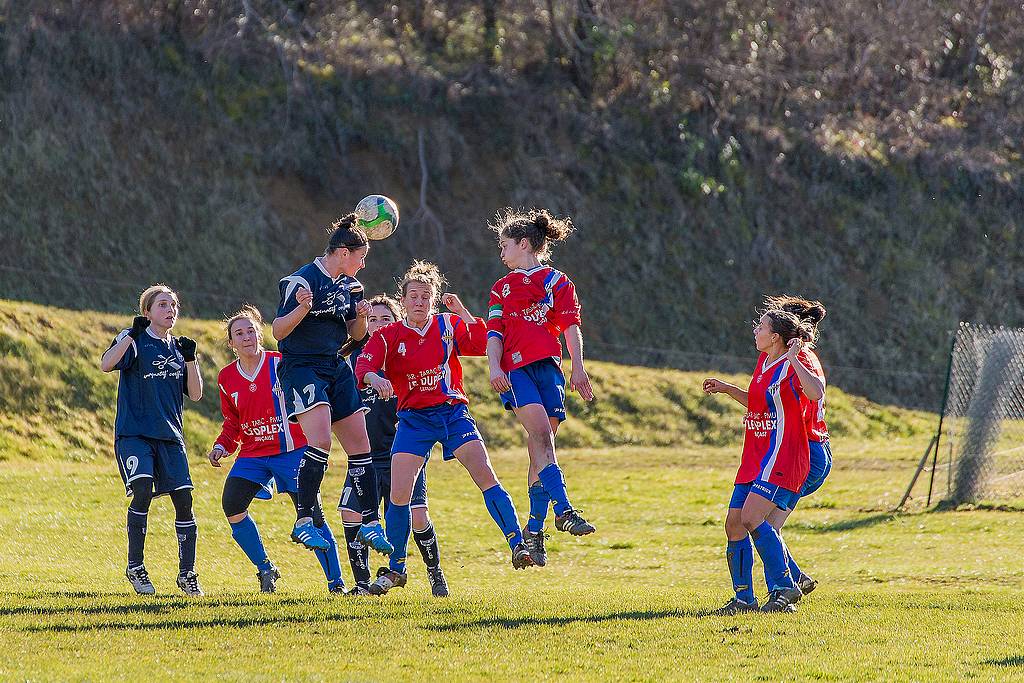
[356,521,394,556]
[291,520,330,551]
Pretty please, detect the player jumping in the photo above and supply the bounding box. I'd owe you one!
[100,284,204,596]
[355,261,533,595]
[208,305,345,593]
[486,208,596,566]
[273,214,390,556]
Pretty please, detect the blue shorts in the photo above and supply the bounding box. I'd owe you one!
[796,440,833,501]
[115,436,192,497]
[393,403,482,462]
[499,359,566,421]
[279,357,367,424]
[730,479,801,512]
[227,447,305,501]
[338,456,428,513]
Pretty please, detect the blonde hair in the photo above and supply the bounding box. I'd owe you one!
[224,304,265,349]
[139,284,179,315]
[368,294,402,320]
[398,261,446,300]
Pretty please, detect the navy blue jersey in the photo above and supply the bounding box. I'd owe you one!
[109,328,187,443]
[277,258,364,359]
[347,340,397,461]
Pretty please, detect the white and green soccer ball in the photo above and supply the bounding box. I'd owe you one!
[354,195,400,240]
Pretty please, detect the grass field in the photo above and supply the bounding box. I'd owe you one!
[3,438,1024,681]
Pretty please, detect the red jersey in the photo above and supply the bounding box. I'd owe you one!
[355,314,487,411]
[800,349,829,443]
[214,350,307,458]
[487,266,581,372]
[736,353,810,492]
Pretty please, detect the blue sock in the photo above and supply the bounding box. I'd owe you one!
[751,521,795,591]
[229,515,270,569]
[527,481,551,533]
[781,535,803,581]
[537,463,572,516]
[726,537,756,603]
[384,502,411,573]
[482,484,524,549]
[313,521,343,586]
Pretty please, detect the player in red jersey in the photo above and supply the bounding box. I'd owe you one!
[486,208,595,564]
[703,307,825,614]
[207,305,345,593]
[355,261,533,595]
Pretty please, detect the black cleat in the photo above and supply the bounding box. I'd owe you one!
[126,565,156,595]
[554,509,595,536]
[522,527,548,567]
[511,542,535,570]
[368,566,407,596]
[257,565,281,593]
[713,597,760,615]
[426,565,449,597]
[345,583,373,597]
[796,573,818,596]
[761,586,802,613]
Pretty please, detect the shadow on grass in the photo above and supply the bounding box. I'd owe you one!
[426,608,711,632]
[0,593,315,617]
[788,513,898,534]
[983,656,1024,667]
[24,611,365,633]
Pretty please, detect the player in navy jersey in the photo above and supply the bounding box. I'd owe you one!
[208,305,346,593]
[338,295,448,597]
[100,284,204,596]
[356,261,533,595]
[273,214,391,556]
[486,208,596,565]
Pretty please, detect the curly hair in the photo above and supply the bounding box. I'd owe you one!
[398,260,447,311]
[489,207,575,262]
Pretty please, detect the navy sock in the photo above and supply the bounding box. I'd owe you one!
[482,484,524,549]
[526,481,551,533]
[727,537,756,603]
[413,522,440,569]
[229,515,270,569]
[175,519,198,574]
[781,535,803,581]
[347,454,380,524]
[384,502,411,573]
[313,521,343,587]
[127,509,147,568]
[537,463,572,516]
[343,522,371,586]
[296,446,330,521]
[751,521,794,591]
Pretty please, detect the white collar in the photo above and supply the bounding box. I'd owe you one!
[236,349,266,382]
[513,265,546,275]
[761,353,788,374]
[314,257,340,282]
[402,314,435,337]
[146,327,172,344]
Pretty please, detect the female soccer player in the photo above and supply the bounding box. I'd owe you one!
[355,261,533,595]
[100,284,204,596]
[486,208,595,565]
[273,214,389,556]
[339,295,448,597]
[208,305,345,593]
[702,308,825,614]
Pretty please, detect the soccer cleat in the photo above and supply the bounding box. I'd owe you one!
[511,542,535,570]
[176,570,204,597]
[554,509,596,536]
[426,565,449,597]
[522,527,548,567]
[368,566,407,596]
[345,583,373,597]
[327,578,347,594]
[761,586,802,613]
[125,565,156,595]
[797,573,818,596]
[291,520,330,551]
[712,597,760,616]
[257,564,281,593]
[356,521,394,556]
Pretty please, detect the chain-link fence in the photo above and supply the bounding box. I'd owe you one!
[928,323,1024,506]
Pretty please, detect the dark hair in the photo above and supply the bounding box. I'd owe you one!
[762,294,826,344]
[224,304,264,349]
[489,207,575,262]
[367,294,402,320]
[763,309,816,345]
[325,213,369,254]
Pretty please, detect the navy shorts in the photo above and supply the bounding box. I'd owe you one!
[393,403,482,461]
[499,358,566,421]
[227,447,305,501]
[795,440,833,502]
[730,478,801,512]
[338,455,428,513]
[279,357,367,424]
[115,436,192,497]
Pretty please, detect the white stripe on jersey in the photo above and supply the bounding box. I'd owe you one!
[760,360,790,478]
[280,275,311,303]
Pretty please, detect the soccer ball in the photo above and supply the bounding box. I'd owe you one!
[354,195,400,240]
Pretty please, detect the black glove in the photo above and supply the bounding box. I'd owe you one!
[177,336,198,362]
[128,316,151,340]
